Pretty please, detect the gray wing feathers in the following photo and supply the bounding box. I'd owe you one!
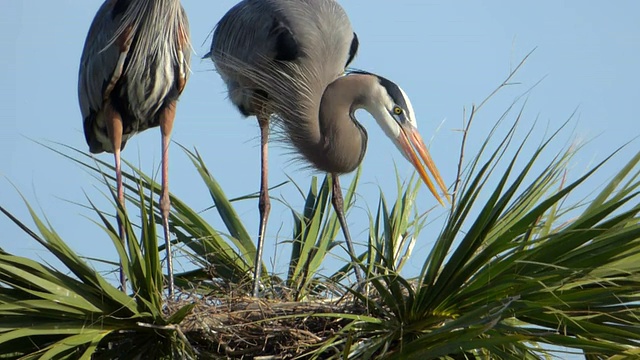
[78,2,122,124]
[210,0,354,119]
[78,1,191,153]
[179,7,191,85]
[212,2,277,64]
[210,0,289,114]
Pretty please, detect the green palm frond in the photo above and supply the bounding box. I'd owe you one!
[0,181,195,359]
[172,147,257,290]
[42,142,258,291]
[6,52,639,359]
[366,171,424,277]
[286,169,361,300]
[318,116,640,359]
[304,52,640,357]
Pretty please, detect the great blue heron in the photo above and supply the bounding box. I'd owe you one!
[78,0,191,296]
[208,0,449,296]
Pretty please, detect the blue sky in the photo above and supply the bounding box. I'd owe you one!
[1,1,639,356]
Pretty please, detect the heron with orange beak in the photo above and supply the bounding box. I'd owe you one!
[209,0,448,294]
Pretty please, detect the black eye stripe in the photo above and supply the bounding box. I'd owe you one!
[377,76,412,119]
[347,70,412,119]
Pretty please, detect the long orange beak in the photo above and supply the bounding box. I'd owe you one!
[396,124,450,206]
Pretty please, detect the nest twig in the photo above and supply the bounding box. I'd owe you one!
[175,296,364,359]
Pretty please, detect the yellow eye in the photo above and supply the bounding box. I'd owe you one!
[393,106,403,115]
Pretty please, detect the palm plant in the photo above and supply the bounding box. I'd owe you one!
[1,57,639,359]
[0,182,195,359]
[322,121,640,359]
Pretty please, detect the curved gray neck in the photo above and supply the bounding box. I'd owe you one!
[300,74,376,174]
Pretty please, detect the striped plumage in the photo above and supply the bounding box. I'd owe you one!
[79,0,190,154]
[77,0,190,296]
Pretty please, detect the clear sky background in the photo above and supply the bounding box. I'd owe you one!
[1,2,639,357]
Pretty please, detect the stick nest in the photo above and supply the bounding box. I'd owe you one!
[174,295,365,359]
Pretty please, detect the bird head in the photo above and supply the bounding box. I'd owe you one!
[352,71,450,206]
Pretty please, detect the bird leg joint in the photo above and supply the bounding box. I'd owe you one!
[258,192,271,215]
[160,194,171,219]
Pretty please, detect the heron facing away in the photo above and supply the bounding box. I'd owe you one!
[209,0,449,296]
[78,0,191,296]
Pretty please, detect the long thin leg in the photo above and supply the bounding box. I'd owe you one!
[105,103,127,293]
[331,174,362,283]
[160,103,176,297]
[102,29,132,293]
[253,114,271,297]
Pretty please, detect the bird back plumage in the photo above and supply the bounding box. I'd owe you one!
[78,0,191,153]
[210,0,356,165]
